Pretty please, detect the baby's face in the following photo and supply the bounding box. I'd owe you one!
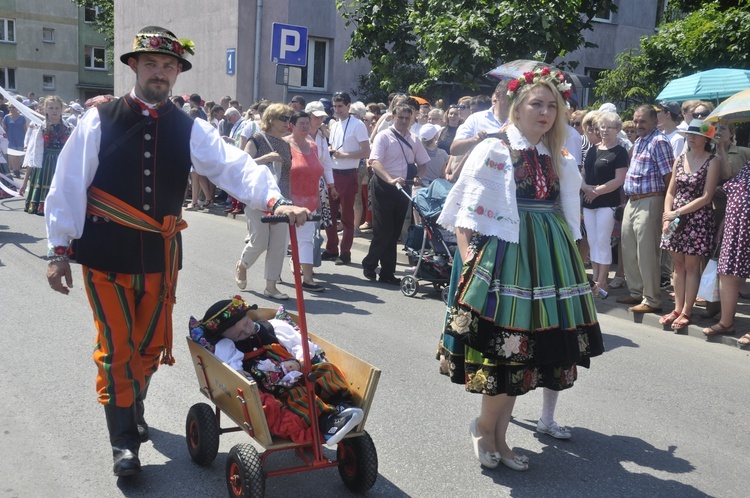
[222,315,256,342]
[282,359,300,372]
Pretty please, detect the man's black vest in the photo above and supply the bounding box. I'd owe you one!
[72,95,194,274]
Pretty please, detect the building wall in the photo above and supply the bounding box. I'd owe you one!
[77,9,114,102]
[0,0,113,104]
[561,0,660,106]
[114,0,370,108]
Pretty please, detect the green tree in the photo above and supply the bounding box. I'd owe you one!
[337,0,613,98]
[597,1,750,108]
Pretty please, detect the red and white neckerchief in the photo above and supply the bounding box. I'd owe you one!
[130,90,164,119]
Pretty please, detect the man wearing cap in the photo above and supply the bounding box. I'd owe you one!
[450,80,510,156]
[616,105,675,314]
[305,101,336,197]
[363,103,429,284]
[419,123,449,185]
[657,101,685,156]
[66,102,85,128]
[44,26,309,477]
[323,92,370,265]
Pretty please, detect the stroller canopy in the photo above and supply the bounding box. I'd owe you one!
[414,179,452,219]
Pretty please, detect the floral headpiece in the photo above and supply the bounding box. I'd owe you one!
[189,295,255,346]
[119,26,194,72]
[506,67,572,103]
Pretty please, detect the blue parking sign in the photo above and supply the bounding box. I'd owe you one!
[271,23,308,67]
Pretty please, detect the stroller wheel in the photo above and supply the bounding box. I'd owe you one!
[400,276,419,297]
[441,286,449,305]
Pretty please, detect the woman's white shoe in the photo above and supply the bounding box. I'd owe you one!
[469,419,500,468]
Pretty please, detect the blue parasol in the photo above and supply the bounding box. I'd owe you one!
[656,68,750,102]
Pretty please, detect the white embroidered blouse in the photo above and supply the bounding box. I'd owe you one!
[437,125,582,243]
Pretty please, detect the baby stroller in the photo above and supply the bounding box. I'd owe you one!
[399,179,455,303]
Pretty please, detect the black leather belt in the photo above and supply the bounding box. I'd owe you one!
[332,168,358,175]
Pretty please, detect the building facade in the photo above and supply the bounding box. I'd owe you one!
[114,0,370,108]
[562,0,665,106]
[0,0,112,103]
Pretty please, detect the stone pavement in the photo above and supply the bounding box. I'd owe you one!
[204,203,750,352]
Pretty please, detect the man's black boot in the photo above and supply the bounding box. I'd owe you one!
[104,404,142,476]
[136,376,151,442]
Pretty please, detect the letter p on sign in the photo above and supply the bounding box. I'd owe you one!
[280,29,300,59]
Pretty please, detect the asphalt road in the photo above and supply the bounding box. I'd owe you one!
[1,196,748,498]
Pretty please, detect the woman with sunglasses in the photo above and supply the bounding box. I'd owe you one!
[235,103,294,300]
[581,111,629,296]
[284,111,328,292]
[660,120,720,331]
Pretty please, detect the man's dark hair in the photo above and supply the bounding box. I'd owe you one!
[473,95,492,111]
[635,104,658,121]
[332,92,351,105]
[403,97,420,113]
[290,95,306,107]
[289,110,310,126]
[171,95,185,107]
[189,94,202,105]
[392,103,414,116]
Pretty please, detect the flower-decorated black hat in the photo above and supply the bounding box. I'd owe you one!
[120,26,195,71]
[197,296,255,343]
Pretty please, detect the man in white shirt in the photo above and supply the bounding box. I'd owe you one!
[450,80,511,156]
[323,92,370,265]
[363,103,430,284]
[44,25,308,478]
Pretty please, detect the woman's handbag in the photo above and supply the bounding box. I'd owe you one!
[697,258,720,302]
[613,203,625,221]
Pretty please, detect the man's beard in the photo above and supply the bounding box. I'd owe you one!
[138,79,170,104]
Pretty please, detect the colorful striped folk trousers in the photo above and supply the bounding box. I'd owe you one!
[82,267,168,407]
[281,362,351,426]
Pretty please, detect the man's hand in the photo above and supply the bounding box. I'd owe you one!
[47,260,73,295]
[274,205,312,227]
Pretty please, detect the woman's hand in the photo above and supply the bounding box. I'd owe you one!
[265,152,282,163]
[581,184,598,203]
[662,210,679,222]
[390,176,405,186]
[329,185,339,201]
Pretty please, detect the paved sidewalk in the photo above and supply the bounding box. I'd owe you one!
[206,203,750,352]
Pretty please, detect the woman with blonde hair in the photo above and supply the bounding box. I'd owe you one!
[437,69,603,471]
[234,103,294,300]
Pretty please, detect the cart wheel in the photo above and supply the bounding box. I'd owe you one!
[441,286,449,305]
[337,431,378,492]
[186,402,220,466]
[400,276,419,297]
[226,443,265,498]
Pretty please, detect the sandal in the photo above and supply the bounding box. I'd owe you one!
[702,322,736,336]
[737,333,750,347]
[671,313,692,330]
[659,310,680,326]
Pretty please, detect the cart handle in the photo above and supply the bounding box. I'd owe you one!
[260,214,322,223]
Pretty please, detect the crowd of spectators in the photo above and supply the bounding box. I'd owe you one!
[3,82,748,346]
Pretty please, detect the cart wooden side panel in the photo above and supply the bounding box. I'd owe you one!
[187,309,380,448]
[187,338,276,448]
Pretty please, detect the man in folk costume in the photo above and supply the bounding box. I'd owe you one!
[45,26,309,477]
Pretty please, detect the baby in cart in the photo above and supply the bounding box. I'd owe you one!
[189,296,363,445]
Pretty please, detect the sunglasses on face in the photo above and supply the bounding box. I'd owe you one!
[450,105,469,110]
[572,121,581,127]
[693,111,709,119]
[278,115,291,122]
